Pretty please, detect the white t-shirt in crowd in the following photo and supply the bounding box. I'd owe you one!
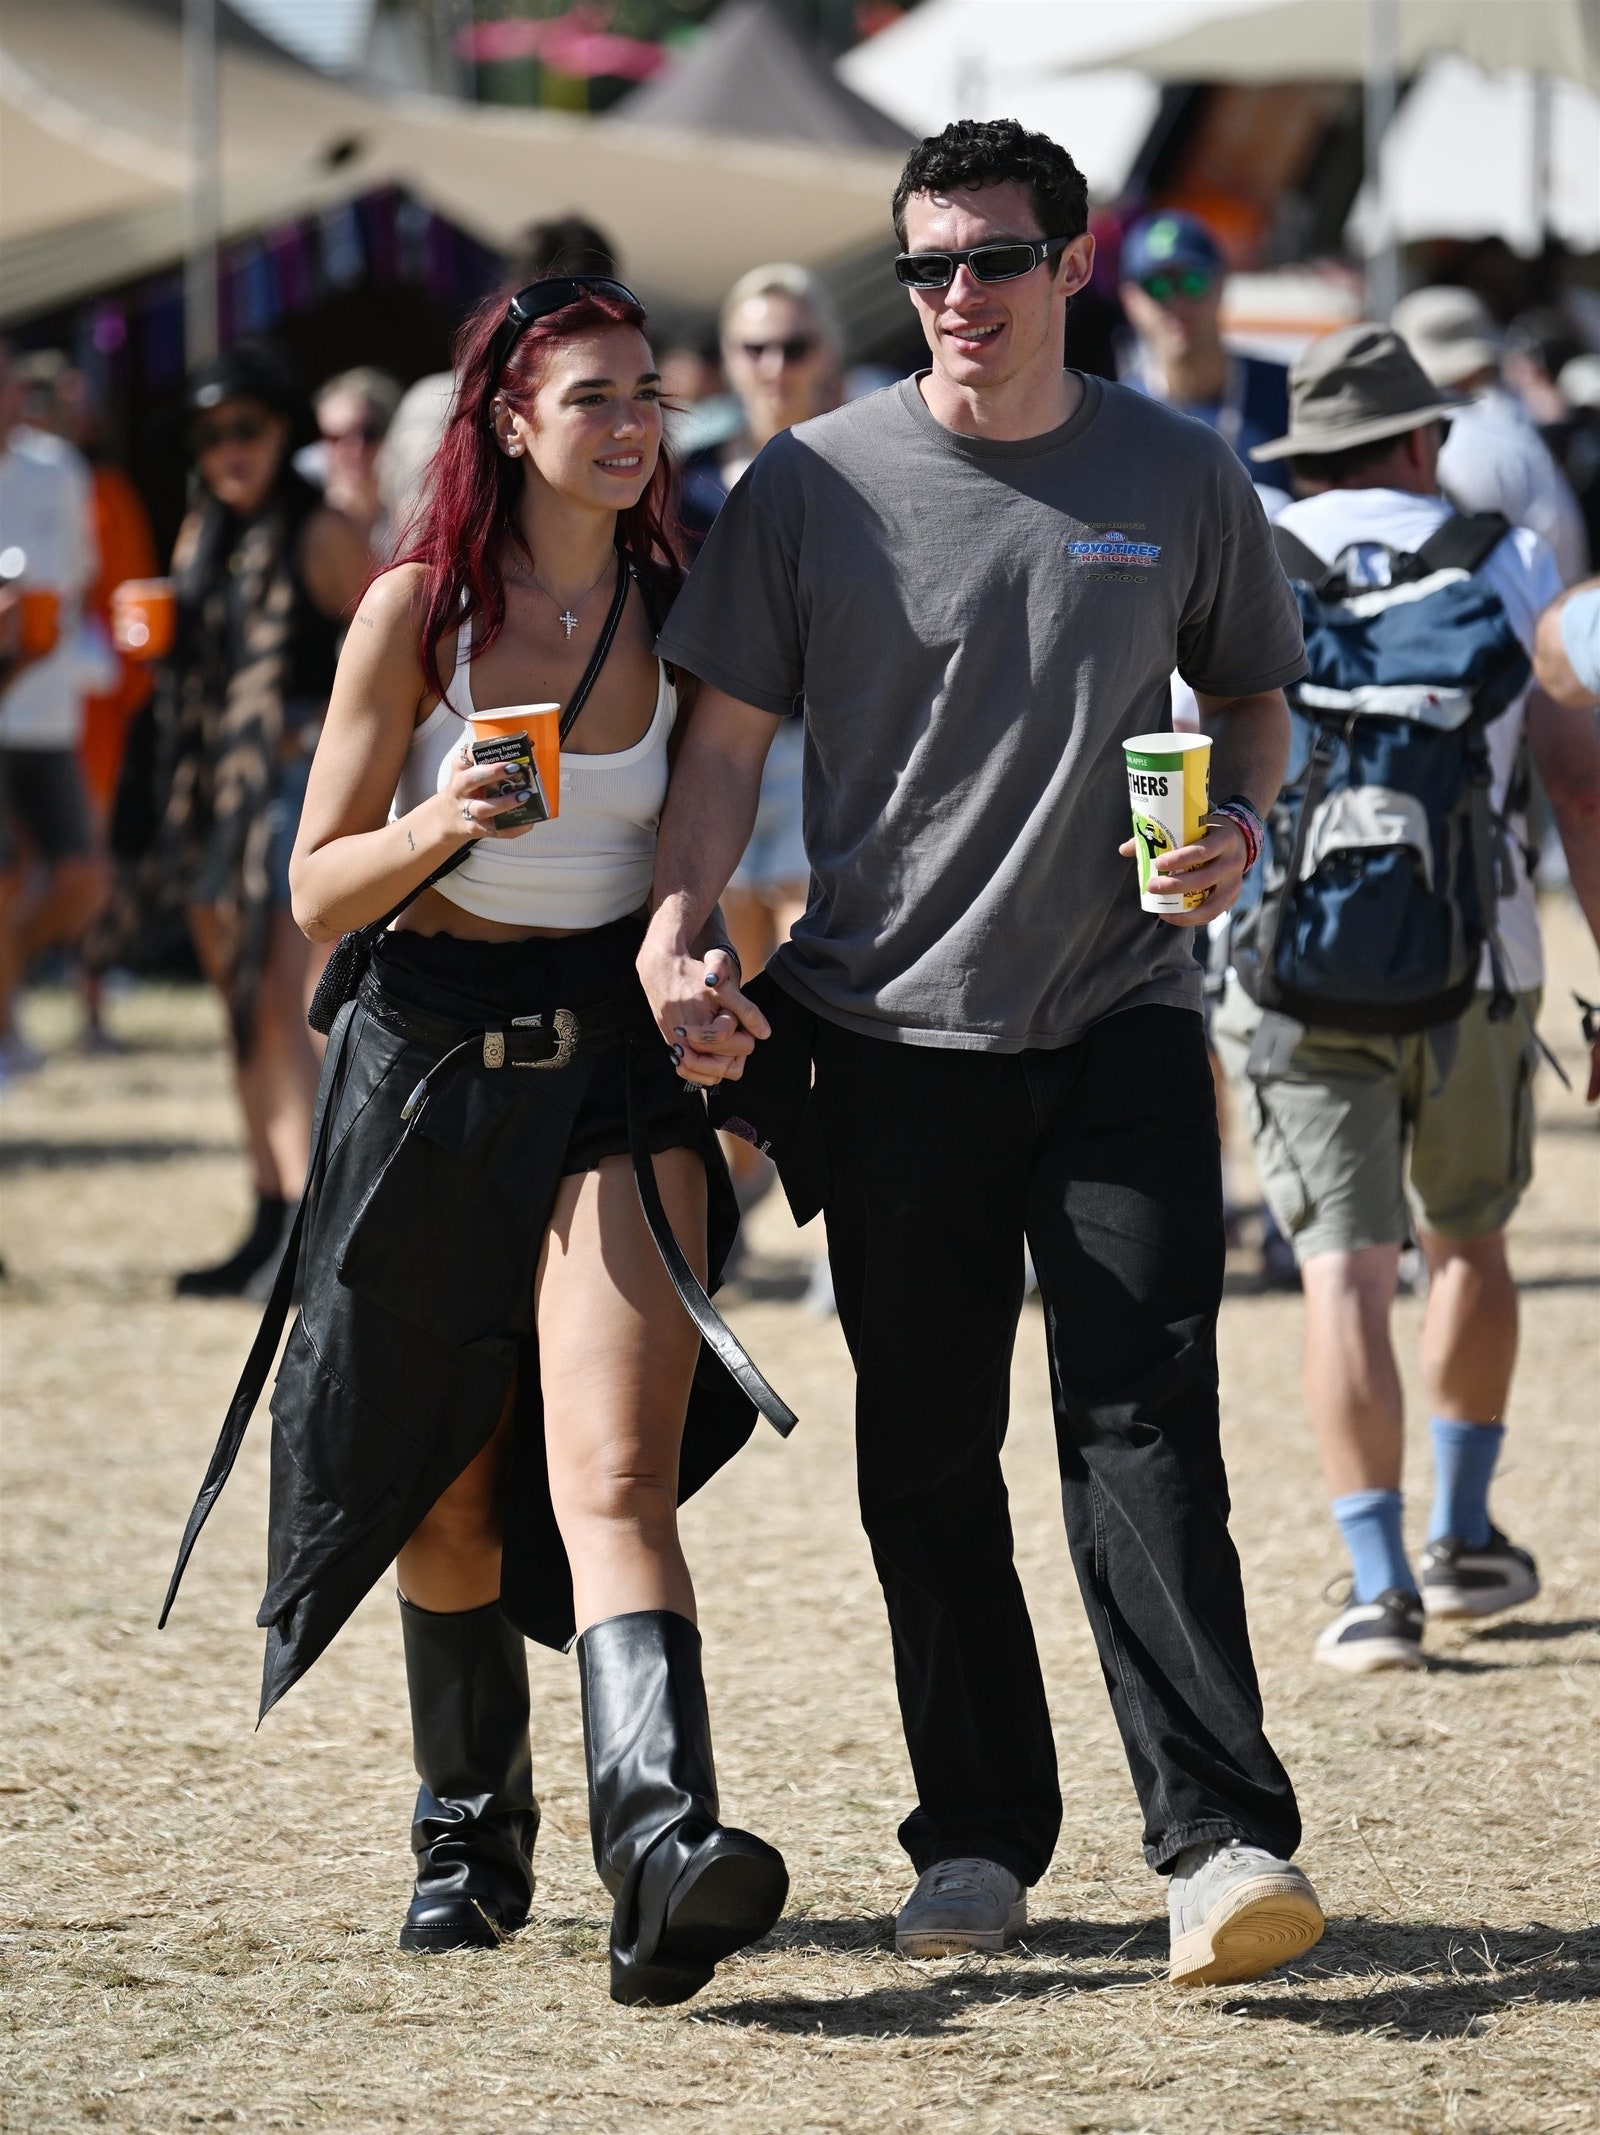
[0,425,96,750]
[1274,484,1562,994]
[1439,385,1588,588]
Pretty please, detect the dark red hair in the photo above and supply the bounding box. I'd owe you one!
[393,284,681,706]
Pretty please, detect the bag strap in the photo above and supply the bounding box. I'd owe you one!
[1413,510,1512,576]
[1272,524,1336,593]
[559,549,631,744]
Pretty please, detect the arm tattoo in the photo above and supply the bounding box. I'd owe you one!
[355,612,375,628]
[406,828,415,852]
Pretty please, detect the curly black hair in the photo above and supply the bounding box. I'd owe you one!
[891,118,1089,253]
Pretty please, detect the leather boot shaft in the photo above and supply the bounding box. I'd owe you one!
[577,1609,787,2004]
[399,1595,538,1951]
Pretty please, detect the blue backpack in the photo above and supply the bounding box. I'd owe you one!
[1232,512,1531,1037]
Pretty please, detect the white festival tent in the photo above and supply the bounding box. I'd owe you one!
[0,0,904,325]
[840,0,1600,254]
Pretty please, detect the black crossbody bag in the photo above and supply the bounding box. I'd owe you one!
[308,552,636,1035]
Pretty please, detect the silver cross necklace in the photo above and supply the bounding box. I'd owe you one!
[525,556,614,640]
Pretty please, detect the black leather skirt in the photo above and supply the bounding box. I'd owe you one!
[168,916,758,1718]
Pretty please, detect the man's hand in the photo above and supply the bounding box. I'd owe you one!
[637,934,771,1087]
[1118,814,1250,927]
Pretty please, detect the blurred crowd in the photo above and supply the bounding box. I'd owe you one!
[2,202,1599,1306]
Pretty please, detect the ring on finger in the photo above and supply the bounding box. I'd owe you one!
[460,800,476,826]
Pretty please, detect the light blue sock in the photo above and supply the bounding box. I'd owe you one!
[1332,1488,1414,1603]
[1428,1419,1504,1547]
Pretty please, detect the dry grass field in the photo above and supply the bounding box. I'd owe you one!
[2,901,1597,2135]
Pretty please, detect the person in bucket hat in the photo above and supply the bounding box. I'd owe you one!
[1217,323,1600,1673]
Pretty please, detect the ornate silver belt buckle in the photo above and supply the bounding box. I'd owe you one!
[482,1030,506,1069]
[512,1008,579,1070]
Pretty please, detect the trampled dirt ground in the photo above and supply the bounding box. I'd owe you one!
[2,900,1597,2134]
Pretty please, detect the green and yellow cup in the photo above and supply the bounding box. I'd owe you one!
[1124,731,1211,913]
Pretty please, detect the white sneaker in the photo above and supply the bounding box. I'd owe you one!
[1419,1529,1539,1620]
[1314,1587,1425,1674]
[894,1858,1026,1958]
[1168,1840,1324,1987]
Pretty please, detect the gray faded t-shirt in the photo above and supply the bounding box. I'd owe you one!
[659,372,1305,1051]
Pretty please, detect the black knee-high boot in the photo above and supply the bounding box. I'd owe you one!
[398,1596,539,1953]
[577,1610,788,2005]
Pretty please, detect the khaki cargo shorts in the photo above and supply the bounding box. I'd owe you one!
[1213,981,1542,1263]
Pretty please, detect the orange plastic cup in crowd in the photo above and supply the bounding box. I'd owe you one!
[18,588,60,659]
[468,705,561,819]
[111,577,177,661]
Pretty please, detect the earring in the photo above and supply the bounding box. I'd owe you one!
[506,441,522,457]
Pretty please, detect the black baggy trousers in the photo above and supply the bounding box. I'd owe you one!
[811,1001,1301,1883]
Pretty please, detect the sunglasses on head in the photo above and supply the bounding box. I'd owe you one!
[486,276,642,392]
[192,413,271,453]
[1140,269,1214,303]
[894,236,1071,290]
[740,335,817,364]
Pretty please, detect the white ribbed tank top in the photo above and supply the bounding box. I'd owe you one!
[389,615,676,930]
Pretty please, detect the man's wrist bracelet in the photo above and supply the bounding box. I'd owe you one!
[1210,795,1265,873]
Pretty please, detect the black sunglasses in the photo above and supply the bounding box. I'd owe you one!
[192,413,271,452]
[739,336,817,364]
[894,237,1071,290]
[486,276,642,392]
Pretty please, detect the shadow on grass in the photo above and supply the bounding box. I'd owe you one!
[0,1137,234,1173]
[713,1919,1598,2041]
[1463,1616,1599,1644]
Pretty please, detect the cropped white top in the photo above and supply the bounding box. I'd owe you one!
[389,616,676,929]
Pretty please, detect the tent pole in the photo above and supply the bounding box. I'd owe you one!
[183,0,220,370]
[1364,0,1400,321]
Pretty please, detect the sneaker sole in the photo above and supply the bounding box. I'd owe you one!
[1422,1568,1540,1620]
[1314,1634,1425,1675]
[896,1899,1026,1959]
[1170,1877,1324,1988]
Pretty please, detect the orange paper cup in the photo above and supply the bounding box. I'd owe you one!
[111,577,176,660]
[468,705,561,818]
[18,588,60,659]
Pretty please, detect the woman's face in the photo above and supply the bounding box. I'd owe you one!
[192,397,289,516]
[722,293,838,442]
[496,325,662,513]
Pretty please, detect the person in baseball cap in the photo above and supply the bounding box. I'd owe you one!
[1118,209,1290,471]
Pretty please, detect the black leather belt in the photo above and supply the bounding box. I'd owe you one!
[357,973,643,1073]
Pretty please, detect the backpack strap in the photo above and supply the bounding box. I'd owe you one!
[1272,524,1338,592]
[1413,510,1513,576]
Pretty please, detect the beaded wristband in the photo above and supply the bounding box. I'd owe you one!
[1207,797,1264,873]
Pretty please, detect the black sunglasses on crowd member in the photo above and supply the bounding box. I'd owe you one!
[485,276,643,395]
[192,413,272,453]
[740,336,817,364]
[321,419,387,446]
[894,236,1071,289]
[1141,269,1214,303]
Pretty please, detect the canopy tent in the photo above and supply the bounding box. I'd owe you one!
[1346,53,1600,256]
[0,0,903,325]
[620,0,914,151]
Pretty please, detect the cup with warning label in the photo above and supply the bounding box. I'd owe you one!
[1124,731,1211,913]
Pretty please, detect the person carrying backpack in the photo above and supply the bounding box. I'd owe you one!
[1214,324,1600,1674]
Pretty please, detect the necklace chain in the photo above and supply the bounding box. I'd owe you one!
[512,554,615,640]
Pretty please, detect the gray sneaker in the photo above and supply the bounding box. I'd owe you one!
[894,1858,1026,1958]
[1168,1840,1324,1987]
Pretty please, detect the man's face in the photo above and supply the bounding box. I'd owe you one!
[722,293,837,438]
[1119,266,1223,367]
[900,182,1089,395]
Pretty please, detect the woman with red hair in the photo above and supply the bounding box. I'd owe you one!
[163,279,788,2004]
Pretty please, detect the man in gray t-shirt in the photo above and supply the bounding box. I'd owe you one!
[641,119,1321,1989]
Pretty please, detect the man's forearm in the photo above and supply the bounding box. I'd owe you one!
[1529,692,1600,957]
[651,724,765,950]
[1198,688,1291,816]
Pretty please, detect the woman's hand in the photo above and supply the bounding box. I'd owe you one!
[639,937,769,1087]
[437,734,539,842]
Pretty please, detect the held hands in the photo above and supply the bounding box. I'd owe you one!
[638,936,772,1088]
[1119,813,1251,928]
[441,736,534,841]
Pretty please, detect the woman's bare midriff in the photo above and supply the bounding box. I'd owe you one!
[391,887,648,943]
